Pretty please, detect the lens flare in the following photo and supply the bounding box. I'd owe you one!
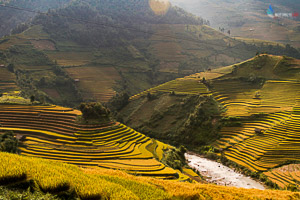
[149,0,170,16]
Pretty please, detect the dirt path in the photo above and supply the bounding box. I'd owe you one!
[185,153,265,190]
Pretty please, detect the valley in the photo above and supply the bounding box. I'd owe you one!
[1,0,300,199]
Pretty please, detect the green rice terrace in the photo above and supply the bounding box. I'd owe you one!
[0,100,195,181]
[126,54,300,190]
[130,77,210,100]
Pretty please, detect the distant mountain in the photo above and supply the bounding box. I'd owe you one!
[0,0,299,106]
[170,0,300,48]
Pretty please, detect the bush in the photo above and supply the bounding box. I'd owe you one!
[109,92,129,111]
[162,146,187,172]
[0,131,20,154]
[79,102,111,121]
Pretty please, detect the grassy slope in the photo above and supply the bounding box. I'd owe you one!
[1,152,300,200]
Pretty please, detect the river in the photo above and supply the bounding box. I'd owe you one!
[185,153,265,190]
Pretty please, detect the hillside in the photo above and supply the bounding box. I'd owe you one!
[0,96,196,181]
[119,54,300,189]
[0,0,72,37]
[170,0,300,49]
[1,152,300,199]
[1,0,299,106]
[210,55,300,189]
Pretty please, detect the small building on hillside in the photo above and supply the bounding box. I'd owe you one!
[0,64,5,68]
[16,134,26,141]
[255,128,263,135]
[74,79,80,82]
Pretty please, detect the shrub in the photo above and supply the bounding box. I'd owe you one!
[79,102,111,121]
[162,146,187,172]
[287,184,298,192]
[109,92,129,111]
[0,131,20,154]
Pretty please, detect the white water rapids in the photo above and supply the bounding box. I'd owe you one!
[185,153,265,190]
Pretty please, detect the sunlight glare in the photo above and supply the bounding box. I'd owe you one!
[149,0,170,16]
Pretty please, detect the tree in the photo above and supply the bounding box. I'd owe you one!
[0,131,20,154]
[109,92,129,111]
[79,102,110,121]
[147,92,153,100]
[30,95,35,104]
[7,64,15,73]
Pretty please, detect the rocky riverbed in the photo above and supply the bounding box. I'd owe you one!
[185,153,265,190]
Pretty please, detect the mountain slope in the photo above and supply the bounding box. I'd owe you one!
[0,0,72,37]
[0,0,299,106]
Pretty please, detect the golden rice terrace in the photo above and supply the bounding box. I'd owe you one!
[0,104,181,179]
[209,55,300,189]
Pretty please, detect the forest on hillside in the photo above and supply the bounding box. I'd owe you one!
[31,0,209,47]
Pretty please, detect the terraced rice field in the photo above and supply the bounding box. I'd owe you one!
[0,68,18,93]
[212,80,300,116]
[216,104,300,172]
[130,77,209,100]
[0,104,179,179]
[127,55,300,188]
[205,56,300,188]
[212,79,300,187]
[215,111,292,150]
[46,51,94,66]
[264,164,300,189]
[65,66,121,102]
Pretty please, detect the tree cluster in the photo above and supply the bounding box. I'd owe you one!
[162,145,187,172]
[0,131,20,154]
[179,96,222,146]
[31,0,209,48]
[79,102,111,121]
[108,92,129,112]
